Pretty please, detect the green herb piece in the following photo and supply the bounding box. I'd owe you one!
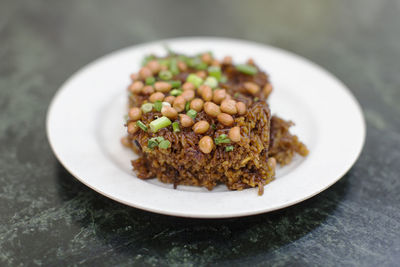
[149,116,172,132]
[141,103,153,113]
[186,109,197,119]
[186,73,203,88]
[145,76,156,85]
[163,44,176,56]
[141,54,155,66]
[168,80,182,88]
[220,75,228,83]
[208,66,222,81]
[154,100,163,112]
[136,120,148,132]
[147,138,159,149]
[158,140,171,149]
[158,58,170,66]
[214,134,231,145]
[234,92,240,98]
[169,58,180,75]
[172,122,180,132]
[254,97,259,102]
[211,124,216,130]
[195,62,208,70]
[185,101,190,112]
[204,76,218,89]
[159,70,173,80]
[236,64,258,75]
[170,89,182,96]
[155,136,165,143]
[225,145,234,152]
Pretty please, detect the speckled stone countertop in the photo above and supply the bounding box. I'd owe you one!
[1,0,400,266]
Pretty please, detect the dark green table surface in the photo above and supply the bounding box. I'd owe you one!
[1,0,400,266]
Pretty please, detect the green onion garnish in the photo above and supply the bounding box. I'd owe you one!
[159,70,173,80]
[186,74,203,88]
[208,66,222,81]
[149,116,172,132]
[158,59,170,66]
[185,101,190,112]
[220,76,228,83]
[186,109,197,119]
[211,124,216,130]
[195,62,208,70]
[234,92,240,98]
[158,140,171,149]
[154,100,163,112]
[204,76,218,89]
[147,138,159,149]
[169,58,179,75]
[136,120,148,132]
[214,134,231,145]
[170,89,182,96]
[141,103,153,113]
[236,64,258,75]
[141,55,156,66]
[145,76,156,85]
[172,122,180,132]
[155,136,165,143]
[168,80,182,88]
[254,97,259,102]
[225,146,234,152]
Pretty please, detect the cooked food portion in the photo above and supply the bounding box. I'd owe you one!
[122,51,308,194]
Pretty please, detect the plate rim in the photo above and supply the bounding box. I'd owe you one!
[46,36,366,218]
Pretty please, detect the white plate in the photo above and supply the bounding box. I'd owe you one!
[46,37,365,218]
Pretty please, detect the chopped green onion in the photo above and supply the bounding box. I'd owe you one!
[141,54,156,66]
[141,103,153,113]
[186,109,197,119]
[163,44,176,56]
[220,76,228,83]
[154,100,163,112]
[155,136,165,143]
[254,97,260,102]
[211,124,216,130]
[169,58,179,75]
[185,101,190,112]
[234,92,240,98]
[149,116,172,132]
[147,138,159,149]
[158,140,171,149]
[225,145,234,152]
[172,122,180,132]
[204,76,218,89]
[236,64,258,75]
[145,76,156,85]
[170,89,182,96]
[214,134,231,145]
[186,74,203,88]
[158,58,170,66]
[195,62,208,70]
[168,80,182,88]
[208,66,222,81]
[136,120,148,132]
[159,70,173,80]
[178,55,189,63]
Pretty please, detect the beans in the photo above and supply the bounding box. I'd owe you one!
[213,89,227,104]
[201,85,213,101]
[267,157,276,171]
[130,73,139,81]
[127,122,139,134]
[182,82,195,91]
[263,83,273,97]
[197,84,206,95]
[154,81,172,93]
[190,98,204,112]
[120,136,131,147]
[179,114,194,127]
[173,95,186,112]
[181,90,195,101]
[129,81,144,94]
[142,85,155,95]
[149,92,165,102]
[229,126,241,142]
[196,70,207,79]
[161,106,178,119]
[147,60,161,74]
[164,95,176,104]
[217,113,234,126]
[222,56,232,64]
[199,136,213,154]
[193,120,210,134]
[201,53,212,64]
[177,61,188,72]
[139,66,153,79]
[244,82,260,95]
[204,102,221,117]
[220,99,237,115]
[236,102,247,115]
[128,107,142,121]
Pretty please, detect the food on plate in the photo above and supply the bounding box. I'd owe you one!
[122,50,308,194]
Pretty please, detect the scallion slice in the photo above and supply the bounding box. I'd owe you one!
[136,120,148,132]
[236,64,258,75]
[149,116,172,132]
